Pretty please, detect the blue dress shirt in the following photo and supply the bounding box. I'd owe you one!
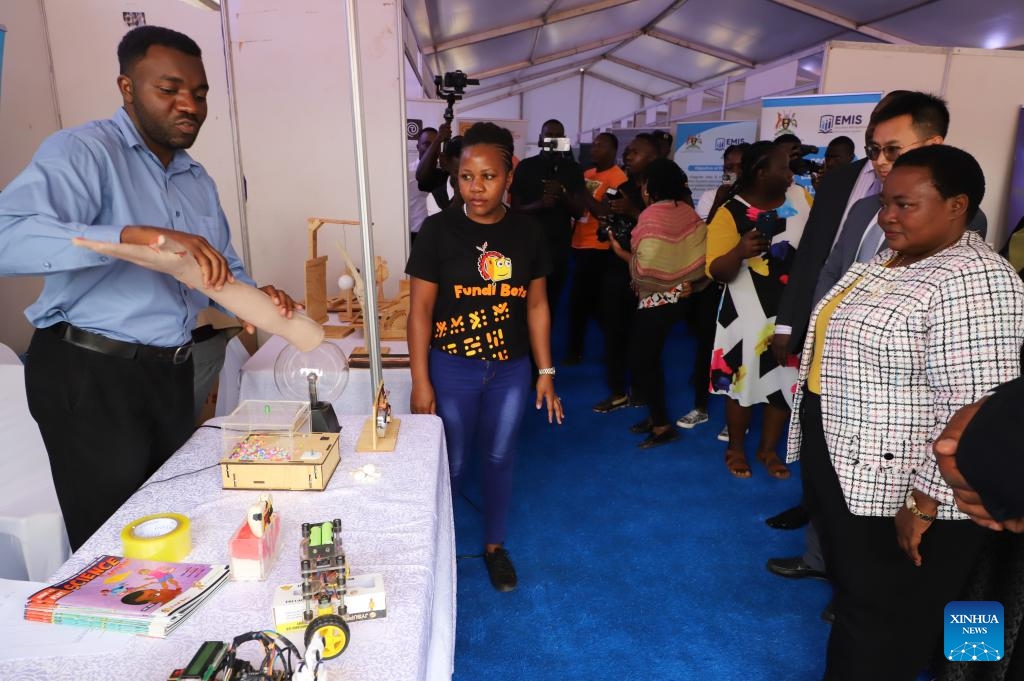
[0,108,254,346]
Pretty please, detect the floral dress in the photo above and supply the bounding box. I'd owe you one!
[707,186,811,408]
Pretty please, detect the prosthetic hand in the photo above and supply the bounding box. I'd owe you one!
[73,235,324,352]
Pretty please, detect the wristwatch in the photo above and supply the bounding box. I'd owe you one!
[904,491,936,522]
[538,367,556,377]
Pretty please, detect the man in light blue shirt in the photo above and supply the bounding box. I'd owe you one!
[0,26,296,549]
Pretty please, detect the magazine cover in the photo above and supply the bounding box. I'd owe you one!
[25,555,229,637]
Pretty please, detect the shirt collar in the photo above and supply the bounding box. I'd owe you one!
[113,107,201,176]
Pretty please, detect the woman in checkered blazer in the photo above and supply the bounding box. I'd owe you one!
[787,145,1024,680]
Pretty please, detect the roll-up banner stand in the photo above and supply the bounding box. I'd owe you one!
[672,121,758,197]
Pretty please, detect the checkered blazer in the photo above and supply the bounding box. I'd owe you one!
[787,231,1024,519]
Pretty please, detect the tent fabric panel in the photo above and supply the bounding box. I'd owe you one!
[656,0,843,63]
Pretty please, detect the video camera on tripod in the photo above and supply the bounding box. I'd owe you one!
[434,70,479,125]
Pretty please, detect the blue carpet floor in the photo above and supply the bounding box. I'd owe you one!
[450,311,834,680]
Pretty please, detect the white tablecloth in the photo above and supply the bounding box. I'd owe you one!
[0,415,455,681]
[240,325,412,415]
[0,343,70,581]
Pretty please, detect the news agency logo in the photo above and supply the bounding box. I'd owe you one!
[945,601,1003,662]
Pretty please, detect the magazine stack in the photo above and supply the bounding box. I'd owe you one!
[24,555,229,638]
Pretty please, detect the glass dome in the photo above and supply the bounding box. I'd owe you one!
[273,341,350,404]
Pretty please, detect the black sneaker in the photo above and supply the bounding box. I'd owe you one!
[592,394,629,413]
[629,418,653,434]
[484,547,518,592]
[638,428,680,449]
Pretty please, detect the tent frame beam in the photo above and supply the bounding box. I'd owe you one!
[423,0,638,55]
[767,0,916,44]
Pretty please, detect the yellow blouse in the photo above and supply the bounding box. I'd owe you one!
[807,277,862,394]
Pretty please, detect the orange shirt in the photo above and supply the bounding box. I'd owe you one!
[572,164,629,250]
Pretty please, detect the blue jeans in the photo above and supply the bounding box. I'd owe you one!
[429,349,531,545]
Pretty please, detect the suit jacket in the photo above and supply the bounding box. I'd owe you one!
[776,159,868,352]
[786,231,1024,519]
[813,195,990,306]
[957,375,1024,520]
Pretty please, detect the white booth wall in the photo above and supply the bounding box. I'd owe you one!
[0,0,57,354]
[225,0,407,302]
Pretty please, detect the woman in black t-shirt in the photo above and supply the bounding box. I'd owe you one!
[405,122,564,592]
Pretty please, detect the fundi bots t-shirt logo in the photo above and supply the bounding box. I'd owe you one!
[945,601,1003,662]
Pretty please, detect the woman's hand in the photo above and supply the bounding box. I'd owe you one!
[895,491,938,567]
[535,375,563,424]
[410,379,436,415]
[737,228,771,259]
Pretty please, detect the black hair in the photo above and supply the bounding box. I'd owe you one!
[774,133,801,146]
[644,158,689,204]
[541,119,564,133]
[595,131,619,151]
[419,127,438,137]
[632,133,659,154]
[462,122,515,171]
[723,143,749,159]
[871,91,949,139]
[734,140,779,193]
[893,145,984,222]
[441,136,463,160]
[117,26,201,75]
[827,136,855,154]
[653,130,673,146]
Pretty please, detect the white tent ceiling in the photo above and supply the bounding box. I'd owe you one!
[404,0,1024,108]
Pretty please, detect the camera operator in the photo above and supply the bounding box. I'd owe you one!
[425,136,464,216]
[591,133,659,413]
[815,136,855,189]
[510,119,587,316]
[565,131,628,364]
[607,159,708,448]
[695,143,748,222]
[415,121,452,194]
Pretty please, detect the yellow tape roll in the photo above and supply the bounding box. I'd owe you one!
[121,513,191,562]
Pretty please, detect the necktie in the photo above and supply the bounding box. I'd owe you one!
[857,217,883,263]
[855,173,884,263]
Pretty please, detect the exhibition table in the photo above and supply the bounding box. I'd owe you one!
[239,323,412,415]
[0,415,455,680]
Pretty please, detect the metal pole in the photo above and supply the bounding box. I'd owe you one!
[217,0,253,273]
[344,0,383,397]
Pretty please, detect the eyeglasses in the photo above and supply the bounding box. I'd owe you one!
[864,139,927,162]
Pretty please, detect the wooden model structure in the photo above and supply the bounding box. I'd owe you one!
[356,382,400,452]
[344,258,409,341]
[305,217,360,338]
[303,216,410,342]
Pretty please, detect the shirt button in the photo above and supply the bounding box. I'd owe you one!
[175,211,181,217]
[100,256,109,263]
[43,261,52,269]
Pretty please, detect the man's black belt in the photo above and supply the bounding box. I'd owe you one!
[51,322,193,365]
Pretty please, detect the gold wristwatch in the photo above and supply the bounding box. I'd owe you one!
[905,491,936,522]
